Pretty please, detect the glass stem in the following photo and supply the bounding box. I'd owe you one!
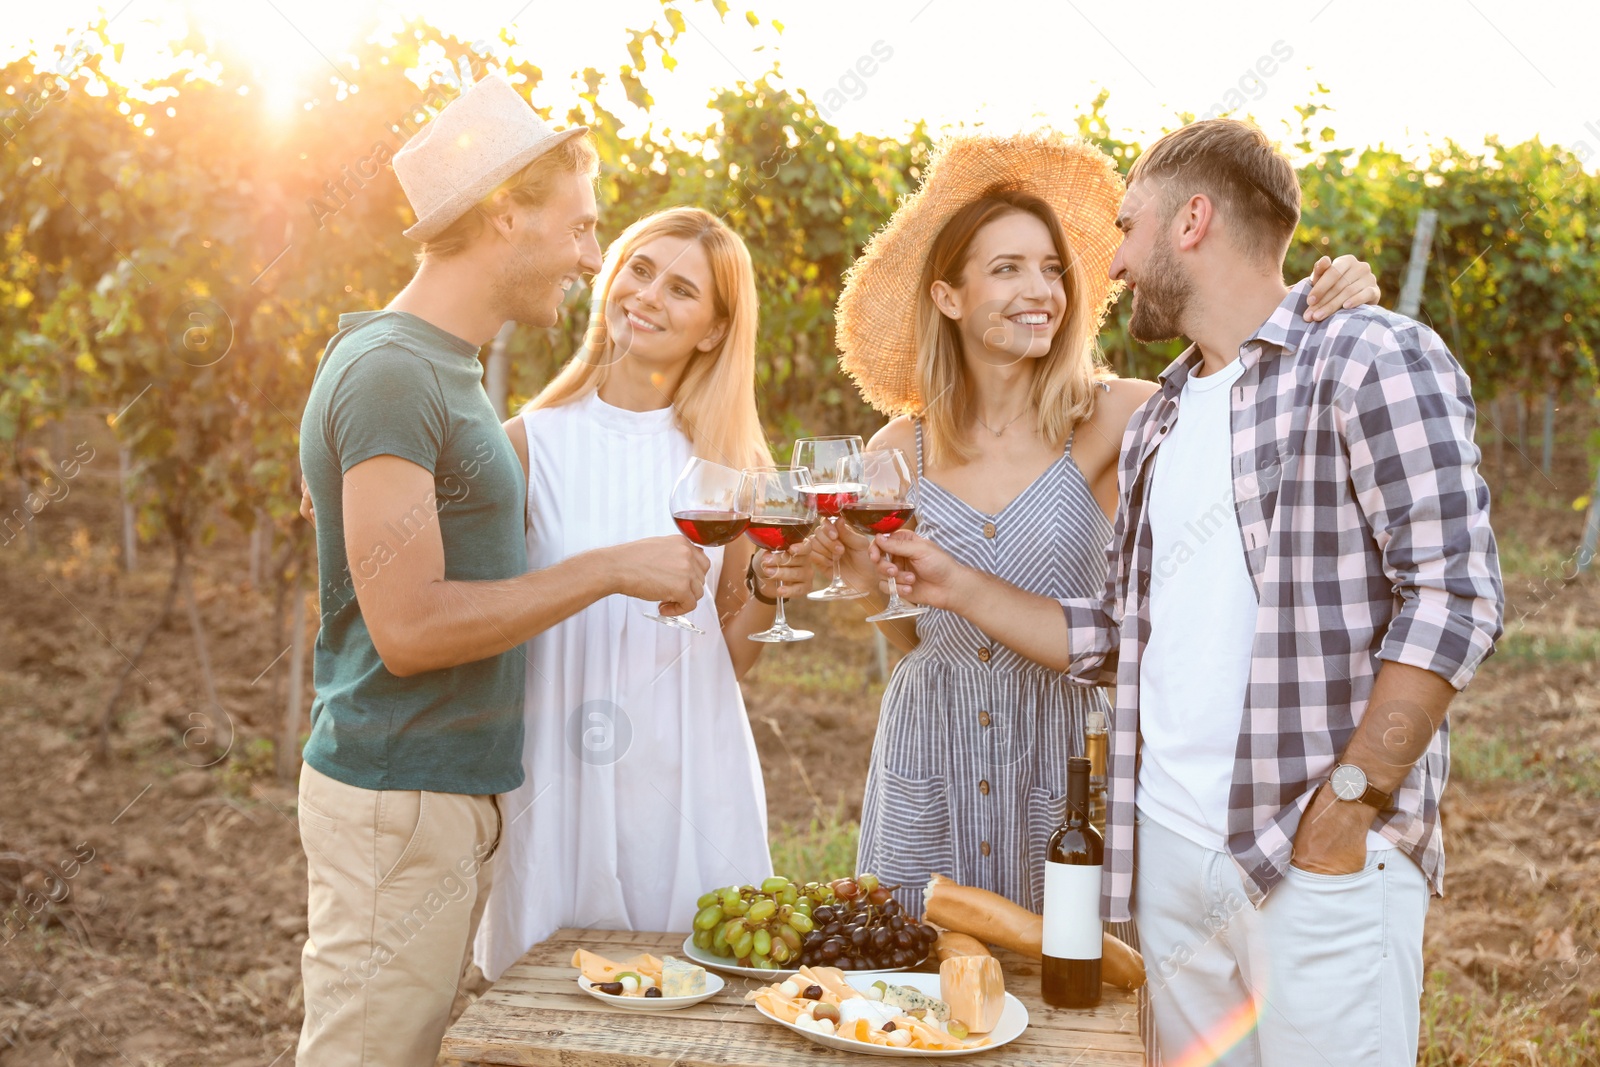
[830,518,844,584]
[770,549,789,629]
[884,554,906,612]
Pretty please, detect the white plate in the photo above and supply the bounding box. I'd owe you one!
[680,935,928,979]
[752,971,1028,1057]
[577,971,724,1010]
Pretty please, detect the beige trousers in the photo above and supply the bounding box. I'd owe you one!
[295,761,501,1067]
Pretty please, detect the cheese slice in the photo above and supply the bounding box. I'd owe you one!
[939,956,1004,1034]
[882,984,950,1022]
[660,956,706,997]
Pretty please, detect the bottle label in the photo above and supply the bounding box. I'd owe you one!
[1042,861,1103,959]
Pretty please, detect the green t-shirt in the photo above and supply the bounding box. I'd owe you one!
[298,310,527,794]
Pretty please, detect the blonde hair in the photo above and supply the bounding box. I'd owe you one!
[528,207,772,470]
[915,189,1105,468]
[422,134,600,259]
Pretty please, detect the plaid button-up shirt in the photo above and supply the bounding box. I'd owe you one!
[1062,281,1504,923]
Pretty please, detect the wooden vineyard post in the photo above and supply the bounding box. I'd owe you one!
[1542,391,1556,475]
[117,444,137,573]
[278,578,309,780]
[1397,208,1437,319]
[183,565,233,761]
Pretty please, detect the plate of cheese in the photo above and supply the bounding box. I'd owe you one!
[746,957,1027,1056]
[572,948,724,1010]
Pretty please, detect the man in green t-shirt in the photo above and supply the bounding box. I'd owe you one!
[293,75,709,1067]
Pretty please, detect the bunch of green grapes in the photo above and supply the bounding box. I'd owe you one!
[689,875,828,969]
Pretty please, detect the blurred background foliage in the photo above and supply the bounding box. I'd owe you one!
[1,0,1596,595]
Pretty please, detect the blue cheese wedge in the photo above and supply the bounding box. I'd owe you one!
[881,984,950,1022]
[660,956,706,997]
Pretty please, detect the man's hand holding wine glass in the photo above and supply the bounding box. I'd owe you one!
[865,530,968,611]
[611,534,713,617]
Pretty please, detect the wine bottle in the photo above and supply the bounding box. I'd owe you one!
[1041,756,1102,1008]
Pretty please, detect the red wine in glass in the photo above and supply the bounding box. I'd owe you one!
[798,482,863,518]
[792,436,868,603]
[840,503,914,536]
[744,516,819,552]
[738,466,818,643]
[672,510,750,546]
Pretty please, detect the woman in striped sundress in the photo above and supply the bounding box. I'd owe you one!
[815,133,1380,925]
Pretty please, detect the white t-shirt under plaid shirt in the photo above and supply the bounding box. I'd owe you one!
[1061,280,1504,924]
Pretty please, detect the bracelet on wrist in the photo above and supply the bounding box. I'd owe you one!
[745,551,778,605]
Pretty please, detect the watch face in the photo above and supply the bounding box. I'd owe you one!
[1330,764,1367,801]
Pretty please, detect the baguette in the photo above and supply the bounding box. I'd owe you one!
[932,930,992,962]
[923,873,1144,990]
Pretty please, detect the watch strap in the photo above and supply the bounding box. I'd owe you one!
[1358,781,1393,811]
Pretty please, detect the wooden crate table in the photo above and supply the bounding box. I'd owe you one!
[443,927,1144,1066]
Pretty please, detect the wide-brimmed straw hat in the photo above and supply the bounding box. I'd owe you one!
[393,73,588,242]
[835,130,1126,415]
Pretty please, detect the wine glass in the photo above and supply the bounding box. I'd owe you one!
[644,457,749,634]
[839,448,928,624]
[792,435,868,601]
[738,466,819,643]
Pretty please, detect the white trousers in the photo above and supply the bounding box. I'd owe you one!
[1134,810,1428,1067]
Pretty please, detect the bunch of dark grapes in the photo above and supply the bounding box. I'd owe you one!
[798,874,938,971]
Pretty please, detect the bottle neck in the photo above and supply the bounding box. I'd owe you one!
[1066,764,1090,822]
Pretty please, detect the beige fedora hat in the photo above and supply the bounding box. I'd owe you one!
[835,129,1125,415]
[393,73,589,242]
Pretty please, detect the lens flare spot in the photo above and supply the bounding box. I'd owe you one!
[1164,996,1259,1067]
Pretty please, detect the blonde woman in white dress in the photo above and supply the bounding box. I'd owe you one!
[473,208,813,981]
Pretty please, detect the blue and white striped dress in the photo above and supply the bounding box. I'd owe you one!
[858,418,1116,916]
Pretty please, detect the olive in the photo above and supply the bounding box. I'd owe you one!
[597,981,624,995]
[644,986,663,998]
[802,984,824,1000]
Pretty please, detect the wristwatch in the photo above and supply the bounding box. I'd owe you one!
[745,551,777,605]
[1328,763,1391,810]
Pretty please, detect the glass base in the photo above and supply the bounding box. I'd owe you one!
[807,576,868,601]
[644,610,704,635]
[865,603,928,623]
[748,624,814,643]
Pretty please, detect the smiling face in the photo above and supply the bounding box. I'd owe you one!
[493,170,602,328]
[932,209,1067,367]
[603,233,727,371]
[1110,178,1195,344]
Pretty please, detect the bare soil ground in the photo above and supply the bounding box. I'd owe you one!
[0,420,1596,1065]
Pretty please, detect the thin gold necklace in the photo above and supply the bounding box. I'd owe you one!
[975,405,1032,438]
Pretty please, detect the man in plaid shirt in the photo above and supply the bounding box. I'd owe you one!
[872,119,1503,1065]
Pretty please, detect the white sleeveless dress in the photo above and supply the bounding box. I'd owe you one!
[473,392,772,981]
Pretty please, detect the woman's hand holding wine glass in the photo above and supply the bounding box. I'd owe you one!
[738,466,820,642]
[750,543,817,602]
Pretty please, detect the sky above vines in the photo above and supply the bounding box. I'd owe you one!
[5,0,1598,170]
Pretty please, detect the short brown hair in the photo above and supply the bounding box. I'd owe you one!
[422,133,600,258]
[1127,119,1300,259]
